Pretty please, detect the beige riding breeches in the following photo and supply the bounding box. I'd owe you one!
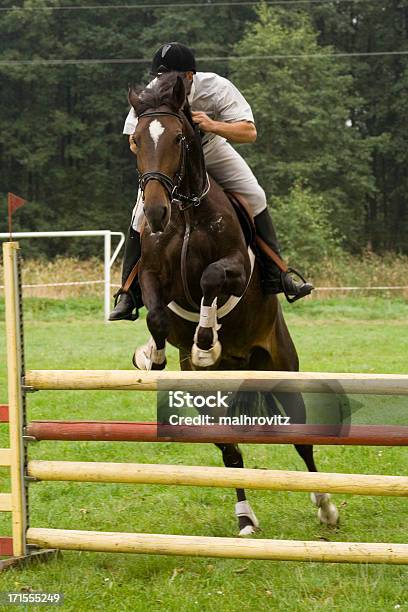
[131,135,267,231]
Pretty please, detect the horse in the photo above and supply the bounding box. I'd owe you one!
[127,72,339,535]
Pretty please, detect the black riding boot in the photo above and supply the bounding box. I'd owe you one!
[109,227,143,321]
[254,209,314,302]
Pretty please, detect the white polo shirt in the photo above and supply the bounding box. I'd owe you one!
[123,71,254,146]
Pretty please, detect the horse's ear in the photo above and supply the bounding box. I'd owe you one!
[173,76,186,110]
[128,87,140,111]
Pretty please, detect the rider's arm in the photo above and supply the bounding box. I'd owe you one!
[191,112,257,143]
[192,75,257,143]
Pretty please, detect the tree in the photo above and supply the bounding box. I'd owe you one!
[307,1,408,251]
[272,182,341,272]
[0,0,257,258]
[230,5,376,252]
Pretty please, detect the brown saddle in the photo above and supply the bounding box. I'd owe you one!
[225,191,288,273]
[225,191,256,247]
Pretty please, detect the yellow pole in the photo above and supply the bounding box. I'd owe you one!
[27,460,408,497]
[3,242,27,557]
[24,369,408,395]
[26,528,408,564]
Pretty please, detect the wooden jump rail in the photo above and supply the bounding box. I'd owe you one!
[26,421,408,446]
[27,460,408,496]
[2,241,408,569]
[24,369,408,395]
[25,529,408,565]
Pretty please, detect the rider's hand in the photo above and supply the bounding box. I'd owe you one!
[191,111,217,133]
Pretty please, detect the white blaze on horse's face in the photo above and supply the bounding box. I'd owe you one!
[149,119,165,149]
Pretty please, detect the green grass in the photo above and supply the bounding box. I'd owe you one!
[0,297,407,611]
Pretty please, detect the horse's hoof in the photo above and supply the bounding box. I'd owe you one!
[133,338,166,371]
[235,501,259,537]
[132,352,166,370]
[191,340,222,368]
[239,524,258,537]
[311,493,339,526]
[318,503,339,526]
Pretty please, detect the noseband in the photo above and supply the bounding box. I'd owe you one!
[137,110,209,211]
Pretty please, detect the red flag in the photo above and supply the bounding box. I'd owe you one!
[7,192,27,239]
[8,192,27,215]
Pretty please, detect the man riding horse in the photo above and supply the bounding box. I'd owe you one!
[106,49,338,534]
[110,42,313,321]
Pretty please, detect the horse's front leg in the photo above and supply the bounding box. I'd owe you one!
[192,253,247,368]
[133,272,169,370]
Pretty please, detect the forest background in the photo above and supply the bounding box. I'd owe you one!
[1,0,407,270]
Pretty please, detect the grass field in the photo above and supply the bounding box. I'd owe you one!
[1,252,408,300]
[0,296,407,612]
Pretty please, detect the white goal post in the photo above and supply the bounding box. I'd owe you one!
[0,230,125,321]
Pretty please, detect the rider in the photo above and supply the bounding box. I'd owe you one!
[109,42,313,321]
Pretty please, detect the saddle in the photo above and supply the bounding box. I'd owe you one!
[225,192,288,273]
[225,192,255,247]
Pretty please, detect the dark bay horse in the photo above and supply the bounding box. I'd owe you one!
[128,73,339,535]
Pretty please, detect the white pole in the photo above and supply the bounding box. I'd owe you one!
[0,231,115,238]
[104,233,111,322]
[110,232,126,267]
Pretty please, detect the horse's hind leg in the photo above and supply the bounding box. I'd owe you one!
[192,254,247,368]
[273,389,339,527]
[178,350,259,536]
[251,344,340,527]
[215,443,259,536]
[294,443,339,526]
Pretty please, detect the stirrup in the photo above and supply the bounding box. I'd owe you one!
[112,289,139,321]
[281,267,313,304]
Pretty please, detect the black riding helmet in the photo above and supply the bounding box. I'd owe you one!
[151,42,196,76]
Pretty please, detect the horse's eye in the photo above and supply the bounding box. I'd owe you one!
[175,134,183,144]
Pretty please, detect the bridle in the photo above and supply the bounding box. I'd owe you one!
[136,108,210,310]
[137,110,209,211]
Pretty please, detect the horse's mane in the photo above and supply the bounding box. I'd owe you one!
[130,72,189,117]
